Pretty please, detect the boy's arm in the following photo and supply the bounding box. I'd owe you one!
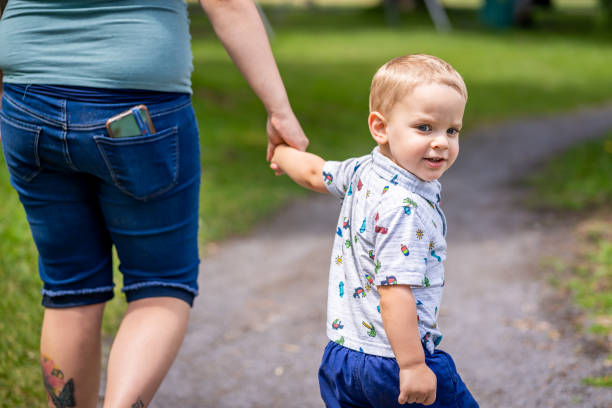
[271,145,329,194]
[379,285,437,406]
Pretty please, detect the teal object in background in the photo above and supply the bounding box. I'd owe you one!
[481,0,516,28]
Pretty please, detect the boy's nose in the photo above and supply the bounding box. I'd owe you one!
[431,134,449,149]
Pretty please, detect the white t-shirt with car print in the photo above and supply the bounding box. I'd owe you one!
[323,147,447,356]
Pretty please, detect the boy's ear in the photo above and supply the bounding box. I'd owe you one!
[368,111,388,145]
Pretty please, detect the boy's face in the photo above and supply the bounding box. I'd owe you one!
[371,83,465,182]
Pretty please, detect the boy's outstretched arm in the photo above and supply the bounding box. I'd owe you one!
[379,285,437,406]
[271,145,329,194]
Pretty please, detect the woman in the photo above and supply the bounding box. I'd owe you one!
[0,1,307,407]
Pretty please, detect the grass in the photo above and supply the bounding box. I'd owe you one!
[584,374,612,387]
[528,133,612,388]
[526,137,612,210]
[2,4,612,405]
[570,219,612,336]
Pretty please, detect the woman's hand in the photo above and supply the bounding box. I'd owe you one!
[266,109,308,165]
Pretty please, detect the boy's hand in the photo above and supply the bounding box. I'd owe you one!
[398,363,437,405]
[270,144,289,176]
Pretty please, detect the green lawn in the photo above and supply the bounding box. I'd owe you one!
[2,4,612,405]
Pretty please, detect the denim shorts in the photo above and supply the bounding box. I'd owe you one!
[319,341,479,408]
[0,84,201,308]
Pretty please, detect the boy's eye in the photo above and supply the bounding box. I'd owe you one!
[417,124,431,132]
[447,128,460,136]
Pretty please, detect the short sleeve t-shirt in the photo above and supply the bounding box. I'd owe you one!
[0,0,193,93]
[322,147,447,356]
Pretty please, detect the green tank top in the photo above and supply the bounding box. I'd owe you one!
[0,0,193,93]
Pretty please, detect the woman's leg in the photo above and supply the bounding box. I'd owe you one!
[41,303,106,408]
[95,97,199,407]
[102,297,190,408]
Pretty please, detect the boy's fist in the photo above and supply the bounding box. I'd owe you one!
[269,144,289,176]
[398,363,437,405]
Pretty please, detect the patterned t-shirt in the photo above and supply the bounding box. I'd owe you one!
[322,147,447,356]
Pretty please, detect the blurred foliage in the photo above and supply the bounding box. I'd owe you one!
[601,0,612,25]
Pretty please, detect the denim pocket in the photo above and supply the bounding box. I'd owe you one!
[0,114,42,182]
[94,126,178,200]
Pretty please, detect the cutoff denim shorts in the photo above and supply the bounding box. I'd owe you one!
[319,341,479,408]
[0,84,201,308]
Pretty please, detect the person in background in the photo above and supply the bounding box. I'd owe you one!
[0,1,307,407]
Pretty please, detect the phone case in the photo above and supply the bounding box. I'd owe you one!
[105,105,155,138]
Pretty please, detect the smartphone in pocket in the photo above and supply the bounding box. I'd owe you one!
[105,105,156,138]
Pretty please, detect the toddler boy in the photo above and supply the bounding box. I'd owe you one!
[271,54,478,407]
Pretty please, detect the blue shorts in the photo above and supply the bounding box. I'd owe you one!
[0,84,201,308]
[319,341,479,408]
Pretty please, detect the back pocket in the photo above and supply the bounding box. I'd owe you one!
[94,126,178,200]
[0,114,42,182]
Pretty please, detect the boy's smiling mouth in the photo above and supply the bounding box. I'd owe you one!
[424,157,446,168]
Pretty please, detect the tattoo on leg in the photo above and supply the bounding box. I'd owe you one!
[131,397,145,408]
[41,355,76,408]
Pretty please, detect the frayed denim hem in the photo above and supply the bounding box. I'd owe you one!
[122,281,198,296]
[41,285,115,297]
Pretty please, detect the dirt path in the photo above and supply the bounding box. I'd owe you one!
[151,105,612,408]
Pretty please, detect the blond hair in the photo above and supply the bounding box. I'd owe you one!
[369,54,467,116]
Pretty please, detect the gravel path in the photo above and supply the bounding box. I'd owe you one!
[151,105,612,408]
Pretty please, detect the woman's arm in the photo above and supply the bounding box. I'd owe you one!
[199,0,308,160]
